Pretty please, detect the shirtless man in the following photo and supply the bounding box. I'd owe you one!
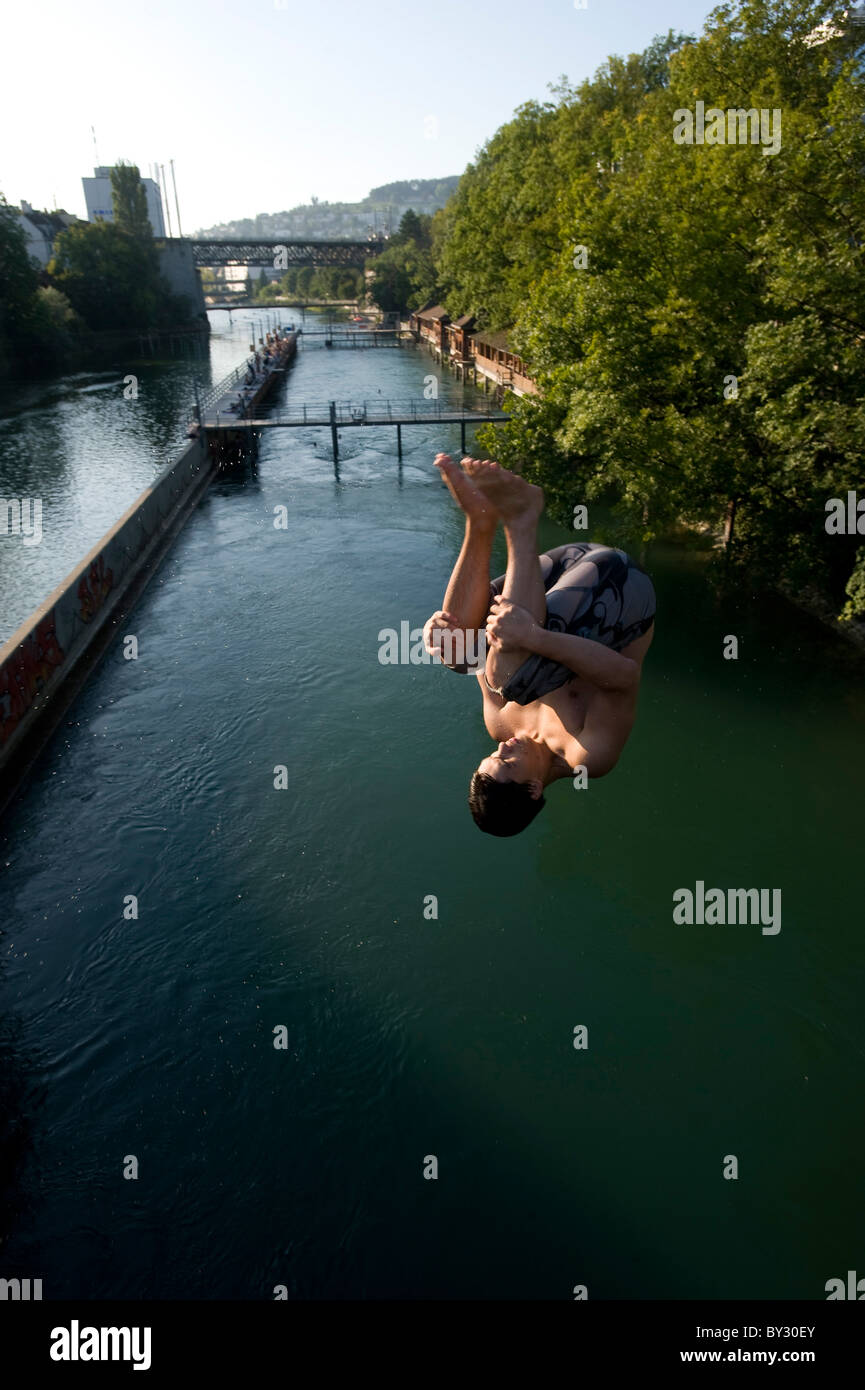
[423,454,656,837]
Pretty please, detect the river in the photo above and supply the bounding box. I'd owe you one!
[0,309,863,1298]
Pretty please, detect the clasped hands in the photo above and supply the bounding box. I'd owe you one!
[485,596,542,652]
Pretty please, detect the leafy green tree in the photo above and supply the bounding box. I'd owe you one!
[37,284,81,335]
[369,211,440,313]
[367,247,413,312]
[310,266,342,299]
[110,163,153,242]
[395,208,424,245]
[0,194,70,372]
[469,1,865,616]
[437,100,559,329]
[49,159,199,333]
[738,62,865,596]
[50,220,153,329]
[341,269,364,299]
[394,209,434,250]
[0,196,43,356]
[841,549,865,621]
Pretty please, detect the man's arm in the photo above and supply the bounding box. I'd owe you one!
[530,628,639,693]
[483,631,533,694]
[482,597,546,692]
[475,669,511,738]
[423,610,487,672]
[561,716,630,778]
[485,597,638,693]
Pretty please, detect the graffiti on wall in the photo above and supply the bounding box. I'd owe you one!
[78,556,115,622]
[0,612,66,746]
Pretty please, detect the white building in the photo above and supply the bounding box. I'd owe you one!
[82,166,166,236]
[16,204,79,267]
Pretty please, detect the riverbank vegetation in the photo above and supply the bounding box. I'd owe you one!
[367,211,440,314]
[255,265,365,304]
[371,1,864,621]
[0,165,200,377]
[0,197,82,375]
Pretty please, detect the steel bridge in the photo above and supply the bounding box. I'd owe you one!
[190,238,387,268]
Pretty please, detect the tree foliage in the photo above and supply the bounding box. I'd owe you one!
[49,165,190,333]
[368,211,440,313]
[111,162,153,242]
[440,0,865,616]
[0,194,77,372]
[49,220,160,331]
[257,265,364,301]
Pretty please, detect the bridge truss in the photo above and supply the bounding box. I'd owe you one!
[190,238,386,268]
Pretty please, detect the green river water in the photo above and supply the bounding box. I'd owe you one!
[0,309,862,1298]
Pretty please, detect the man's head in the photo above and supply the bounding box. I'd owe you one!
[468,736,549,837]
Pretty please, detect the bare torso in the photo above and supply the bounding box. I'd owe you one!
[476,626,654,779]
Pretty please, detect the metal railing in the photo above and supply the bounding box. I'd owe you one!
[193,335,296,420]
[195,358,256,417]
[199,397,509,427]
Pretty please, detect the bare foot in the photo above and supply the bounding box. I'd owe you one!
[460,458,544,525]
[434,453,497,527]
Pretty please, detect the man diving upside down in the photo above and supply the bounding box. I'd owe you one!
[423,455,656,837]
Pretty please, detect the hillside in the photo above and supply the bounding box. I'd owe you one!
[195,176,460,241]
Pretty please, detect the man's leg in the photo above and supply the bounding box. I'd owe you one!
[460,460,546,620]
[460,461,546,688]
[499,513,547,624]
[436,455,497,629]
[423,455,497,669]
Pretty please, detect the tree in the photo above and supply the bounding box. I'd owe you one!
[640,28,694,91]
[110,163,153,243]
[369,211,440,313]
[49,214,188,331]
[437,100,559,329]
[37,285,81,333]
[465,1,865,617]
[0,196,43,349]
[50,159,195,333]
[367,248,413,312]
[50,221,146,329]
[0,194,66,372]
[394,209,433,249]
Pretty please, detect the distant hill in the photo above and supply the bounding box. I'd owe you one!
[365,177,460,207]
[195,177,460,241]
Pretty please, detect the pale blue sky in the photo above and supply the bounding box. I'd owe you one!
[4,0,718,231]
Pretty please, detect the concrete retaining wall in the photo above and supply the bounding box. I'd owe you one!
[0,435,215,814]
[157,239,208,322]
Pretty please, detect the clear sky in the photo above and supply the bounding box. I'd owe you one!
[4,0,719,232]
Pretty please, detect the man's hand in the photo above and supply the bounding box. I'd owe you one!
[485,596,541,653]
[423,609,461,663]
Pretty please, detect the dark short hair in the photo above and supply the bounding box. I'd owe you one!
[468,771,547,837]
